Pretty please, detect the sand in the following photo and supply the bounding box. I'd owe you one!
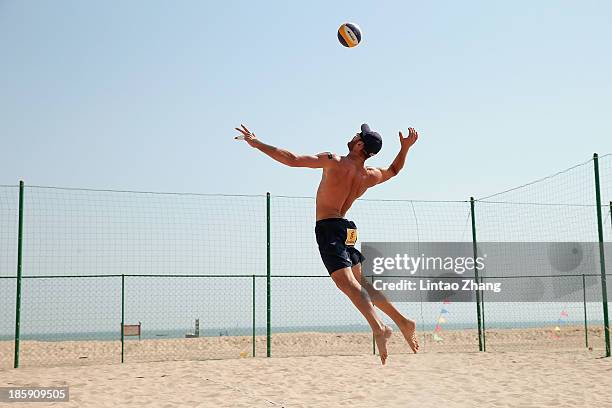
[0,325,607,368]
[0,327,610,407]
[1,349,611,407]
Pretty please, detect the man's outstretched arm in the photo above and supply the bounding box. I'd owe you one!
[235,124,336,168]
[369,127,419,185]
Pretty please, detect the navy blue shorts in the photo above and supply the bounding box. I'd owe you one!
[315,218,365,275]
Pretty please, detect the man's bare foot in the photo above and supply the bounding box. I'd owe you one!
[373,325,393,365]
[398,318,420,353]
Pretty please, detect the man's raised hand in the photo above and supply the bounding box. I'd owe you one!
[234,124,258,147]
[399,128,419,149]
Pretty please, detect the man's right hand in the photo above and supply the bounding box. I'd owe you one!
[234,124,259,148]
[399,127,419,150]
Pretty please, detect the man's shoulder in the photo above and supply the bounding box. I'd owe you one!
[317,152,342,162]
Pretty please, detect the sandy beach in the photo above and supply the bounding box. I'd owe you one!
[0,325,607,368]
[0,327,610,407]
[1,349,611,407]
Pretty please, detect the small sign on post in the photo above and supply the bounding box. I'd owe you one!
[121,321,141,340]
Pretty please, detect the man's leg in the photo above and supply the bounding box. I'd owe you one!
[351,264,420,353]
[330,267,392,364]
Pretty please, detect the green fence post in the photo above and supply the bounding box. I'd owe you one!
[252,274,256,357]
[13,181,24,368]
[480,276,486,352]
[593,153,610,357]
[121,274,125,363]
[470,197,484,352]
[370,275,376,355]
[582,274,589,349]
[372,333,376,355]
[266,192,271,358]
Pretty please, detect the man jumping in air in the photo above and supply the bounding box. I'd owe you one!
[235,123,419,364]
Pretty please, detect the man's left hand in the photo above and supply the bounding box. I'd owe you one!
[399,128,419,149]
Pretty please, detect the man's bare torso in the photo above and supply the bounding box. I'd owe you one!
[316,154,375,220]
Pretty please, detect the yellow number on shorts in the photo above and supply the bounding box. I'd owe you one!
[345,228,357,246]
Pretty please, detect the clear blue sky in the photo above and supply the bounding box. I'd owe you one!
[1,0,611,200]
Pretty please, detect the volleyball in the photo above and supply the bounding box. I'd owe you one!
[337,22,362,48]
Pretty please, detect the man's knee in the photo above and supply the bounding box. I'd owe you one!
[333,269,373,302]
[331,268,358,291]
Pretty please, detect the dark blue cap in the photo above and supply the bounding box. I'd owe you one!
[360,123,383,157]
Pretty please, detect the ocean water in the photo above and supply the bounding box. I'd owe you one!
[0,320,599,342]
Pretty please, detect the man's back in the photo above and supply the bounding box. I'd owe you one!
[316,155,374,220]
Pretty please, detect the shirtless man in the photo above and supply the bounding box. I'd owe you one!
[235,123,419,364]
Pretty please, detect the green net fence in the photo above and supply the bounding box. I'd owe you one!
[0,153,610,368]
[474,154,611,353]
[270,196,479,357]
